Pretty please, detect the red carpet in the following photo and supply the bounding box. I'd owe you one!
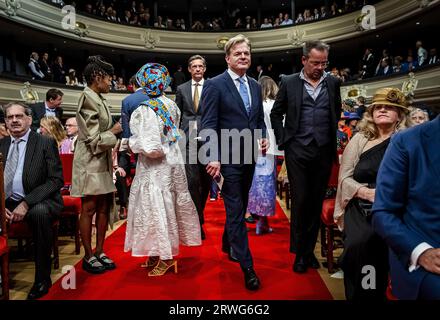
[43,200,332,300]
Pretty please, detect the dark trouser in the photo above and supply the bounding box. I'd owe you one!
[419,273,440,300]
[115,172,128,208]
[185,162,212,225]
[285,139,333,257]
[6,198,54,283]
[221,164,255,269]
[340,201,389,300]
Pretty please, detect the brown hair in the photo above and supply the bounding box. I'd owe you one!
[258,76,278,101]
[46,88,64,102]
[188,55,206,67]
[224,34,251,56]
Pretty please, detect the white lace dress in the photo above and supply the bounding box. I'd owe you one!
[124,96,201,260]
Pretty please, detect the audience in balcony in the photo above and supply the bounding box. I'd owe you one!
[66,68,79,86]
[260,18,272,29]
[416,40,428,66]
[39,52,52,81]
[428,48,438,64]
[52,56,67,84]
[28,52,45,80]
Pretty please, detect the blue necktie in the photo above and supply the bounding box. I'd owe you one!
[237,77,251,115]
[4,139,22,199]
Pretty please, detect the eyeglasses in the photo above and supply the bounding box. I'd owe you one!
[308,60,329,67]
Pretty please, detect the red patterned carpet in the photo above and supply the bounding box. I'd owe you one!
[42,200,332,300]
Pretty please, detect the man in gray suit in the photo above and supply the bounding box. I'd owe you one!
[1,102,64,299]
[175,55,211,240]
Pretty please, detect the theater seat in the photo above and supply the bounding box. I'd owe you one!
[60,153,81,254]
[1,154,10,300]
[8,219,60,270]
[320,162,340,273]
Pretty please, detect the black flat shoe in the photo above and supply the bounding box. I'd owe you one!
[96,253,116,270]
[27,280,52,300]
[222,246,239,263]
[82,256,106,274]
[242,267,260,291]
[293,256,308,273]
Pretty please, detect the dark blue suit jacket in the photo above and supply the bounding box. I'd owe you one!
[200,71,266,165]
[372,115,440,299]
[121,89,150,138]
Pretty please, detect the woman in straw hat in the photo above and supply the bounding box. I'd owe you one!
[334,87,412,300]
[124,63,201,277]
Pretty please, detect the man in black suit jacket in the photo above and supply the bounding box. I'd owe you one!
[201,35,268,291]
[175,55,211,239]
[30,88,64,131]
[271,40,341,274]
[1,102,64,299]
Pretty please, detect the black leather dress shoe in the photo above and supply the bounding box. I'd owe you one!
[307,254,320,269]
[293,256,308,273]
[27,280,52,300]
[242,267,260,291]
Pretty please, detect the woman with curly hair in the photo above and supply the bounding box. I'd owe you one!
[334,87,412,300]
[71,55,122,274]
[39,116,67,150]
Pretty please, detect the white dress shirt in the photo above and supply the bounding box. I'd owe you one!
[191,78,204,101]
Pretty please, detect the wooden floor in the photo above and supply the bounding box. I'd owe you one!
[6,200,345,300]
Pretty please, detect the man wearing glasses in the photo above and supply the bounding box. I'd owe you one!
[271,40,341,273]
[59,117,78,154]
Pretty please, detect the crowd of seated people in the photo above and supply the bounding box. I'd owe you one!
[46,0,374,31]
[358,41,439,80]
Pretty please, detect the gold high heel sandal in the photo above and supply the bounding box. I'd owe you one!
[140,256,159,268]
[148,259,178,277]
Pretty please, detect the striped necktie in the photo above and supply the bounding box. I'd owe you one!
[4,139,22,199]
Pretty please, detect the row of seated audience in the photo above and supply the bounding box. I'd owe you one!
[50,0,371,31]
[359,41,438,79]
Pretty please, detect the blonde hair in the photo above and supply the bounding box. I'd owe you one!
[357,105,412,140]
[258,76,278,101]
[40,116,67,146]
[224,34,251,56]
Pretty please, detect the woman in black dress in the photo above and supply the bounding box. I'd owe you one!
[334,87,412,300]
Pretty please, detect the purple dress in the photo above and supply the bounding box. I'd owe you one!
[247,154,277,217]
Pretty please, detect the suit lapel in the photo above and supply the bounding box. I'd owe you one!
[22,131,37,190]
[294,75,303,122]
[0,137,11,166]
[247,77,258,119]
[423,116,440,179]
[223,71,248,117]
[183,81,195,114]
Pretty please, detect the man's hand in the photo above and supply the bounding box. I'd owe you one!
[357,187,375,203]
[110,121,122,135]
[418,248,440,275]
[206,161,221,179]
[5,208,12,223]
[10,201,29,222]
[259,138,270,154]
[115,167,126,177]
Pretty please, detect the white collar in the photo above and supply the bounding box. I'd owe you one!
[227,68,247,82]
[191,78,204,86]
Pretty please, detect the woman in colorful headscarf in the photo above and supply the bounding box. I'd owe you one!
[124,63,201,276]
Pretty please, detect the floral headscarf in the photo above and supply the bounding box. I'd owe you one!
[136,63,180,145]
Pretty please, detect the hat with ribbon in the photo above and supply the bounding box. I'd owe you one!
[370,87,409,112]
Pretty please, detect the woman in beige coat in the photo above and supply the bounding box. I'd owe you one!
[71,56,122,274]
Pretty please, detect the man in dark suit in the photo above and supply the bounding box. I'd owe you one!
[30,88,64,131]
[175,55,211,239]
[372,112,440,300]
[201,34,268,291]
[271,40,341,273]
[121,75,149,139]
[1,102,64,300]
